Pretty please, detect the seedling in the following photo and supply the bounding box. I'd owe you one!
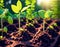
[48,23,58,29]
[48,25,54,29]
[38,10,53,32]
[25,0,36,24]
[11,0,31,34]
[3,26,8,33]
[53,23,57,26]
[0,8,8,38]
[0,0,4,7]
[7,16,13,25]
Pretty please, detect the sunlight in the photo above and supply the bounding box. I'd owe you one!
[37,0,42,5]
[37,0,50,5]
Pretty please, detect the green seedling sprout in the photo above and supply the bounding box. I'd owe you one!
[0,8,8,39]
[3,26,8,33]
[25,0,36,24]
[53,23,57,26]
[38,10,53,32]
[38,10,45,32]
[48,23,58,29]
[51,0,60,19]
[11,0,31,34]
[0,0,4,7]
[48,25,54,29]
[7,16,13,25]
[0,0,8,39]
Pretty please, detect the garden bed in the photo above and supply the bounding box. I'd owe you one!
[0,18,60,47]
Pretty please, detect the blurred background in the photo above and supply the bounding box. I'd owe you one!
[0,0,60,19]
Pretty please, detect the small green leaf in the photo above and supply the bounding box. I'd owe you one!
[53,23,57,26]
[25,0,31,5]
[38,10,45,19]
[26,15,34,20]
[0,0,4,3]
[21,5,31,12]
[29,23,34,26]
[49,26,54,29]
[0,8,3,14]
[45,10,53,19]
[33,12,38,17]
[8,16,13,24]
[11,0,22,13]
[3,27,8,33]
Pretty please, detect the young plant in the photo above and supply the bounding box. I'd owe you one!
[0,0,4,7]
[51,0,60,19]
[11,0,31,34]
[25,0,36,25]
[0,0,9,39]
[38,10,53,32]
[0,8,8,39]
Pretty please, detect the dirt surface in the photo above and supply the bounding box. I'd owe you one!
[0,18,60,47]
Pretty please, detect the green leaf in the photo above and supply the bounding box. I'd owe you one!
[11,0,22,13]
[8,16,13,24]
[31,0,36,4]
[0,0,4,3]
[21,5,31,12]
[49,26,54,29]
[33,12,38,18]
[29,23,34,26]
[3,27,8,33]
[0,9,8,18]
[45,10,53,19]
[26,14,34,20]
[25,0,31,5]
[38,10,45,19]
[0,8,3,14]
[53,23,57,26]
[20,12,26,18]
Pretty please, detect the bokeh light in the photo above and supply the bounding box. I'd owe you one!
[37,0,51,9]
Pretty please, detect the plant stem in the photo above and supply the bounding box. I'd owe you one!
[43,19,45,32]
[1,18,3,36]
[18,13,20,33]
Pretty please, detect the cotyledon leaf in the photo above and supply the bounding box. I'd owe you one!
[11,0,22,13]
[38,10,45,19]
[8,16,13,24]
[3,27,8,33]
[45,10,53,19]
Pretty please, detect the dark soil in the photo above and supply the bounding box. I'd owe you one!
[0,18,60,47]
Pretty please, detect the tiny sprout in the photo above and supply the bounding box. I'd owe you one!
[20,28,24,31]
[0,8,3,14]
[26,23,34,26]
[53,23,57,26]
[3,27,8,33]
[0,36,3,40]
[49,26,54,29]
[8,16,13,24]
[29,23,34,26]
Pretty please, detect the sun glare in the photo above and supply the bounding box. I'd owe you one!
[37,0,50,5]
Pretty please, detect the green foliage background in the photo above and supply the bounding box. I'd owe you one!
[0,0,60,19]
